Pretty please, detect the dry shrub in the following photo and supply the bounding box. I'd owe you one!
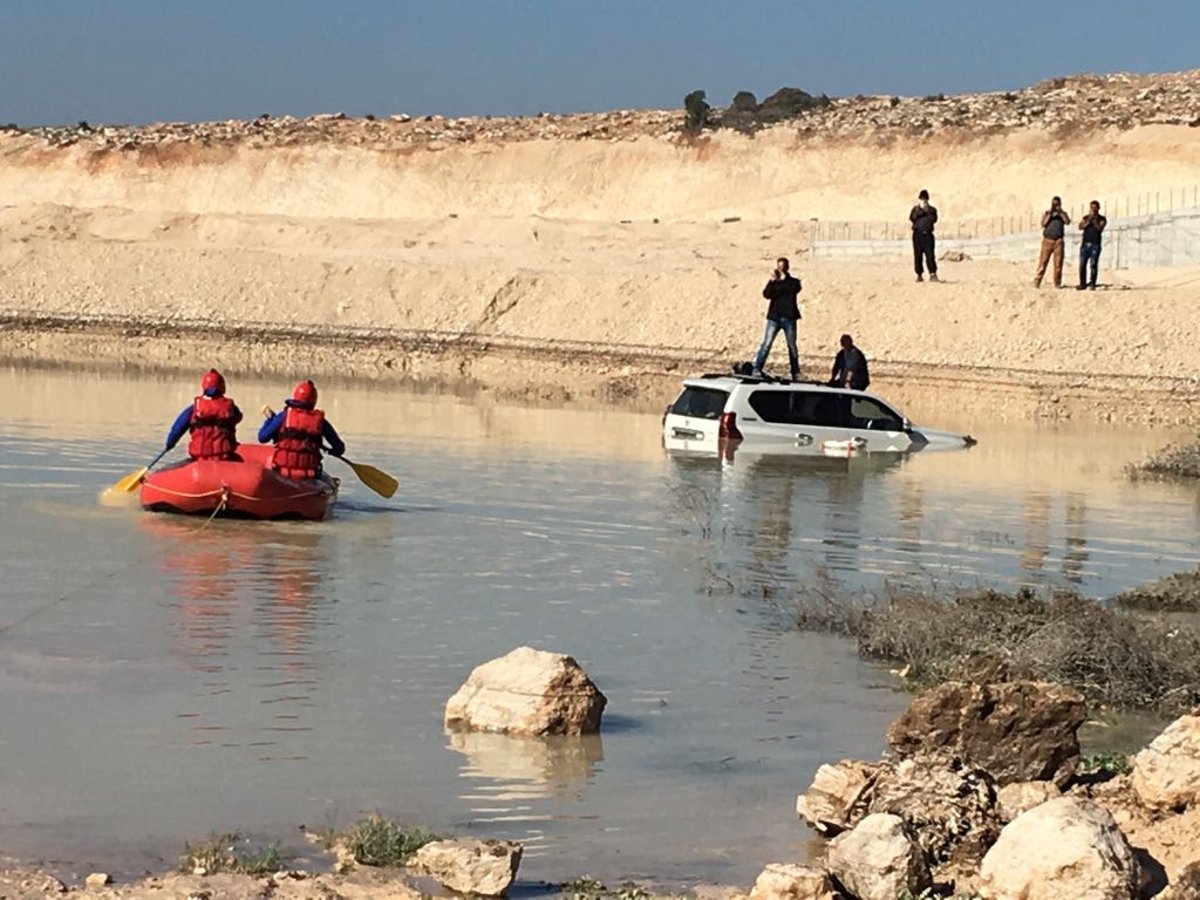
[1126,438,1200,481]
[795,585,1200,715]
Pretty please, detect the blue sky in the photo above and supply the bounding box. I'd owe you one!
[2,1,1196,126]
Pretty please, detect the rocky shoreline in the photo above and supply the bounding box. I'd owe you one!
[5,69,1199,152]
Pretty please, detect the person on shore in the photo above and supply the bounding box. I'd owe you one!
[829,334,870,391]
[165,369,243,461]
[1034,196,1071,288]
[1077,200,1107,290]
[909,189,939,283]
[259,380,345,481]
[751,257,803,381]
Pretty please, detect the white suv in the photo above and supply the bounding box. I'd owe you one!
[662,374,975,456]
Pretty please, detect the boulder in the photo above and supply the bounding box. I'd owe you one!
[977,797,1138,900]
[868,756,999,866]
[85,872,112,888]
[996,780,1061,822]
[444,646,607,736]
[730,91,759,113]
[1132,715,1200,811]
[795,760,879,835]
[409,839,522,897]
[747,864,835,900]
[886,681,1085,787]
[826,813,930,900]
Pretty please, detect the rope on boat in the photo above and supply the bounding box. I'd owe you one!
[197,488,230,530]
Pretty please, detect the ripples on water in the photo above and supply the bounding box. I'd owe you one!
[0,369,1196,885]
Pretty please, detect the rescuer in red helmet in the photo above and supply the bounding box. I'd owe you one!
[258,380,345,481]
[165,369,244,461]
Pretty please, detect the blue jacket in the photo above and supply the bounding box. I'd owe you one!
[166,392,243,449]
[258,399,346,457]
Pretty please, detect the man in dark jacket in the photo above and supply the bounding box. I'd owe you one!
[829,334,870,390]
[909,189,939,282]
[751,257,802,381]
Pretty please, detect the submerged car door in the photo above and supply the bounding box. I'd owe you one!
[844,394,914,451]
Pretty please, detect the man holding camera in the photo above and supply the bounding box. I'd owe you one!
[750,257,802,381]
[909,189,939,283]
[1034,196,1071,288]
[1077,200,1107,290]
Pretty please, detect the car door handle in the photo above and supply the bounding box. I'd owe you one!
[795,434,813,446]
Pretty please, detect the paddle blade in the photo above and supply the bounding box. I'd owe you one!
[347,460,398,498]
[112,466,150,494]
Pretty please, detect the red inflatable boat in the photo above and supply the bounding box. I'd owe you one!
[140,444,338,521]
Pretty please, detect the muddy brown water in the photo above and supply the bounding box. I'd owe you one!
[0,366,1196,887]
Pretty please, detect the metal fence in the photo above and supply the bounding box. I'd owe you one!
[809,184,1200,242]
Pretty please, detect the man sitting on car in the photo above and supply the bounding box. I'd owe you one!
[829,334,870,391]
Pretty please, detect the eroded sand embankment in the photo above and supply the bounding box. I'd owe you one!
[2,120,1200,422]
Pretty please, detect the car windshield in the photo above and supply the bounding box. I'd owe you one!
[670,386,729,420]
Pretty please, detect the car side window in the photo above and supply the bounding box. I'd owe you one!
[670,387,729,420]
[848,396,904,431]
[749,390,847,427]
[747,391,790,423]
[796,392,847,427]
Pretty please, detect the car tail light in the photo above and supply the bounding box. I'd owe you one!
[719,411,743,440]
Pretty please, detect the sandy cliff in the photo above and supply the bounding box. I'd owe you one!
[2,70,1200,420]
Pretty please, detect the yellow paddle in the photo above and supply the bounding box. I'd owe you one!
[331,456,399,498]
[110,447,171,494]
[261,406,399,499]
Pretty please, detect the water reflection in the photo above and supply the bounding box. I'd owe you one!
[665,444,1146,599]
[448,731,604,801]
[146,517,329,758]
[1063,493,1090,583]
[1016,491,1093,586]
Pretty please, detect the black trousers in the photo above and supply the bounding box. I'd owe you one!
[912,231,937,276]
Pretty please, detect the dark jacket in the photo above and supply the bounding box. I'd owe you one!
[909,204,938,234]
[762,274,802,321]
[831,347,870,390]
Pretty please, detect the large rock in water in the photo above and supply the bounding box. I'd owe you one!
[444,646,607,736]
[977,797,1138,900]
[886,681,1085,786]
[747,863,836,900]
[1132,714,1200,811]
[826,813,930,900]
[409,839,522,897]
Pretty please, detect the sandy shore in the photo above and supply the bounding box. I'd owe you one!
[2,93,1200,424]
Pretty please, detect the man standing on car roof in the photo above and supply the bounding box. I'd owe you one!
[751,257,802,382]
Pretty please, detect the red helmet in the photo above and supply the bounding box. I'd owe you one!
[200,369,226,396]
[292,380,317,406]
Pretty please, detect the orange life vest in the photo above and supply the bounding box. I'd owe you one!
[187,395,238,460]
[272,406,325,480]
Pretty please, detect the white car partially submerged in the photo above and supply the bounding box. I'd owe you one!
[662,374,975,457]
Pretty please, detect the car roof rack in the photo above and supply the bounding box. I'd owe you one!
[697,372,828,386]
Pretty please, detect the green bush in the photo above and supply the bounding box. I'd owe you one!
[179,832,282,876]
[341,815,437,867]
